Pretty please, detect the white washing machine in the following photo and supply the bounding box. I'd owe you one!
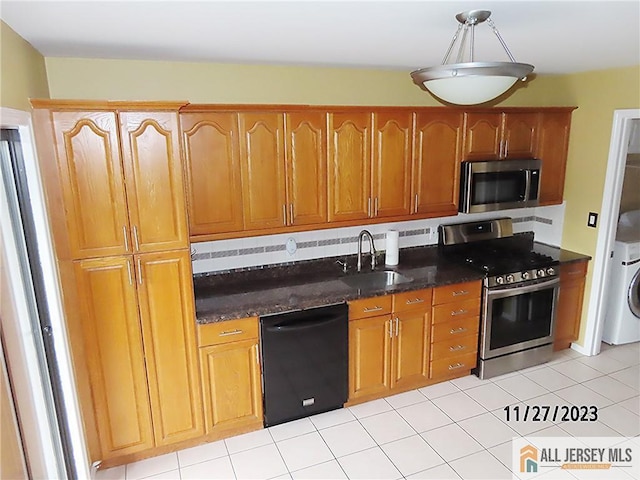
[602,228,640,345]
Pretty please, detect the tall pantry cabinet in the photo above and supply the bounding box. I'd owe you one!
[31,101,203,463]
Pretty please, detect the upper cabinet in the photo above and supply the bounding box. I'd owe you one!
[51,109,188,259]
[52,111,130,259]
[536,110,573,205]
[180,112,244,235]
[413,111,463,216]
[372,111,413,218]
[284,111,328,226]
[119,112,189,253]
[238,112,287,230]
[463,111,539,160]
[327,112,372,222]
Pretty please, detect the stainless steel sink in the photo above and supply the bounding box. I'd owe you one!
[340,270,413,290]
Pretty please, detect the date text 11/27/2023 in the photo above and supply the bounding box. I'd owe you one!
[503,405,598,422]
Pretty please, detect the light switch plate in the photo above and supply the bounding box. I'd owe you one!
[587,212,598,228]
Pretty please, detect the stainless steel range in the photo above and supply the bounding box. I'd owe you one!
[439,218,559,379]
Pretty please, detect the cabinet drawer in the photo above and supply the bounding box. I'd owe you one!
[392,288,433,313]
[560,261,587,280]
[349,295,393,320]
[431,334,478,361]
[197,317,259,347]
[430,352,477,379]
[431,316,480,343]
[433,281,481,305]
[432,298,481,324]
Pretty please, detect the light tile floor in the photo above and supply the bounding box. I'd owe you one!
[97,342,640,480]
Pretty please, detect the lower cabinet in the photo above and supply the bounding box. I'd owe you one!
[429,281,482,381]
[197,317,264,436]
[554,260,588,351]
[348,289,432,401]
[74,249,203,460]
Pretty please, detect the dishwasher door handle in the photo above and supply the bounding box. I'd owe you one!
[265,313,344,333]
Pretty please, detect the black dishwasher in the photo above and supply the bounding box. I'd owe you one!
[260,303,348,427]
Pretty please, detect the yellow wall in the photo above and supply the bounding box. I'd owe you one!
[0,21,49,110]
[42,56,640,347]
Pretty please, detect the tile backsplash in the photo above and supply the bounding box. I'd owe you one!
[191,203,566,274]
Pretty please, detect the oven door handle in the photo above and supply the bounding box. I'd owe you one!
[486,277,560,299]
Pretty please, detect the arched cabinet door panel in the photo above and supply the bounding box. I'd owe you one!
[52,111,130,259]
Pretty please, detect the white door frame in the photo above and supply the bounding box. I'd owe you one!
[0,107,90,479]
[580,109,640,355]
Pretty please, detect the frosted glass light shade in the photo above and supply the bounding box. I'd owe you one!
[424,75,518,105]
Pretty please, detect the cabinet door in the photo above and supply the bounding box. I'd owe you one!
[285,111,327,226]
[52,111,130,259]
[348,315,391,400]
[554,261,587,351]
[239,113,287,230]
[180,112,244,235]
[119,112,188,253]
[74,256,154,458]
[136,250,204,445]
[200,340,263,434]
[537,111,572,205]
[503,112,539,159]
[328,112,372,222]
[413,111,463,216]
[463,112,503,160]
[372,111,413,217]
[391,308,430,389]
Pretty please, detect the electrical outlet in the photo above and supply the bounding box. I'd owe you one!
[587,212,598,228]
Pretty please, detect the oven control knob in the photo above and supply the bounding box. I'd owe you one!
[506,274,515,283]
[546,267,556,276]
[496,276,505,285]
[522,271,530,280]
[537,269,546,277]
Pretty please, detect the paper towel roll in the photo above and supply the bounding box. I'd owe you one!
[385,230,399,266]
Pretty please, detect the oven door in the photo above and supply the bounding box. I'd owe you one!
[480,278,559,360]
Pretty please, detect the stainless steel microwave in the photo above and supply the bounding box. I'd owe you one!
[459,159,541,213]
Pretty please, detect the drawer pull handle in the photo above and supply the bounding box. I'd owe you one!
[452,290,469,296]
[219,329,243,337]
[449,345,466,352]
[406,298,425,305]
[567,270,583,276]
[451,309,468,316]
[450,327,467,334]
[363,306,383,313]
[448,362,465,370]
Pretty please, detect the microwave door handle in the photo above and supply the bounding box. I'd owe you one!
[523,169,532,200]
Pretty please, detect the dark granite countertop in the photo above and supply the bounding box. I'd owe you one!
[193,242,591,324]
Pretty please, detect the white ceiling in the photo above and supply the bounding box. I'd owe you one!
[1,0,639,75]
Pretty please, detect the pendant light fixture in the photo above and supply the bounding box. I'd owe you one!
[411,10,534,105]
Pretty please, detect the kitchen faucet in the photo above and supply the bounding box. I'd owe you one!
[357,230,377,272]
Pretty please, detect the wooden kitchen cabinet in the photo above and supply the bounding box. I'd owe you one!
[285,111,328,225]
[554,260,588,351]
[197,318,263,436]
[180,112,244,236]
[50,109,188,258]
[328,111,372,222]
[238,112,287,230]
[73,256,155,459]
[348,289,432,401]
[537,110,573,205]
[463,111,538,160]
[430,281,482,381]
[73,249,204,459]
[412,111,463,216]
[51,111,130,259]
[136,250,204,446]
[371,111,413,218]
